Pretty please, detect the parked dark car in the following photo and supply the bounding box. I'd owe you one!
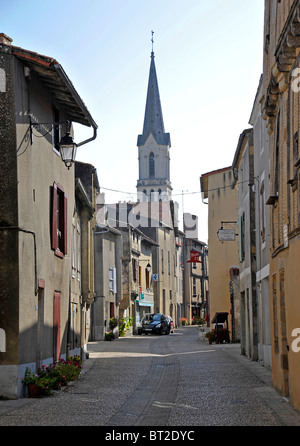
[166,316,174,333]
[138,313,170,335]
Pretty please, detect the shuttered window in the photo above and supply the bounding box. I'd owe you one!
[238,214,245,263]
[109,267,117,293]
[132,258,138,283]
[51,182,67,258]
[71,218,76,278]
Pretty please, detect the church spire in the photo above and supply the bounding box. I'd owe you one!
[137,33,172,201]
[137,33,171,147]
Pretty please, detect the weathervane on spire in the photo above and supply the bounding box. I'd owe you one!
[151,30,154,54]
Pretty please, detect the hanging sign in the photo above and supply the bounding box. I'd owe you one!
[217,229,236,242]
[187,251,202,263]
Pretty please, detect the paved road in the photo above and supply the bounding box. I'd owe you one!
[1,326,300,427]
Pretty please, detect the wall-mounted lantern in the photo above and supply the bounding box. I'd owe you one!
[30,119,78,169]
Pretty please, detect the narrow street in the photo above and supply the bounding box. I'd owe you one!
[1,326,300,428]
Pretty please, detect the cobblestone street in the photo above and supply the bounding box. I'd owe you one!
[1,326,300,428]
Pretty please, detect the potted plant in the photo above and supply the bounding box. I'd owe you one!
[109,317,118,330]
[205,329,217,344]
[192,315,206,326]
[21,368,42,398]
[180,317,188,326]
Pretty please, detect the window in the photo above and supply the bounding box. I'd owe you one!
[77,221,81,281]
[132,259,138,282]
[149,152,155,178]
[145,267,150,289]
[109,267,117,293]
[238,213,245,263]
[260,180,266,244]
[193,278,197,297]
[274,112,280,197]
[72,219,76,278]
[51,182,67,258]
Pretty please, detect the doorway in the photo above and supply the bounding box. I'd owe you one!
[279,270,289,396]
[53,291,61,362]
[36,286,44,370]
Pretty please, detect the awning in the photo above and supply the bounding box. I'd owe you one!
[137,300,154,307]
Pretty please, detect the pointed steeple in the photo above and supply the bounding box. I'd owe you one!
[137,49,171,147]
[137,35,172,201]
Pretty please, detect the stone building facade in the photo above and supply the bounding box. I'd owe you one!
[262,0,300,411]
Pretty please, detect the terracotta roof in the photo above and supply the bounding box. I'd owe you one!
[7,40,97,129]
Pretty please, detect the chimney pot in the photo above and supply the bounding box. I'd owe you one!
[0,34,13,45]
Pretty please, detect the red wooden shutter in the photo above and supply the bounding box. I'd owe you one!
[52,183,58,251]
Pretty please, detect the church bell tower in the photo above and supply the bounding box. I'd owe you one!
[137,35,172,202]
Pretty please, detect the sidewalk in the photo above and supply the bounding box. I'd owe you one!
[217,343,300,427]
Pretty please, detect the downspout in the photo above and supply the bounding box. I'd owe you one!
[77,125,97,148]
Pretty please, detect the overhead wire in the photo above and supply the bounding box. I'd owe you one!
[100,178,253,199]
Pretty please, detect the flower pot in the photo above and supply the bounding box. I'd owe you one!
[27,384,41,398]
[209,340,212,345]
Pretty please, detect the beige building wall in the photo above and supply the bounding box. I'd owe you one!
[262,0,300,412]
[0,35,97,398]
[200,168,239,335]
[15,63,75,372]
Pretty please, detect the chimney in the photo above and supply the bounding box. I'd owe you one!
[0,34,13,45]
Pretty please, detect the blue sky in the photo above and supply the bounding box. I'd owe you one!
[3,0,264,242]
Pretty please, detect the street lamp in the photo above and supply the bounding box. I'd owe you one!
[139,260,151,272]
[30,119,77,169]
[59,121,77,169]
